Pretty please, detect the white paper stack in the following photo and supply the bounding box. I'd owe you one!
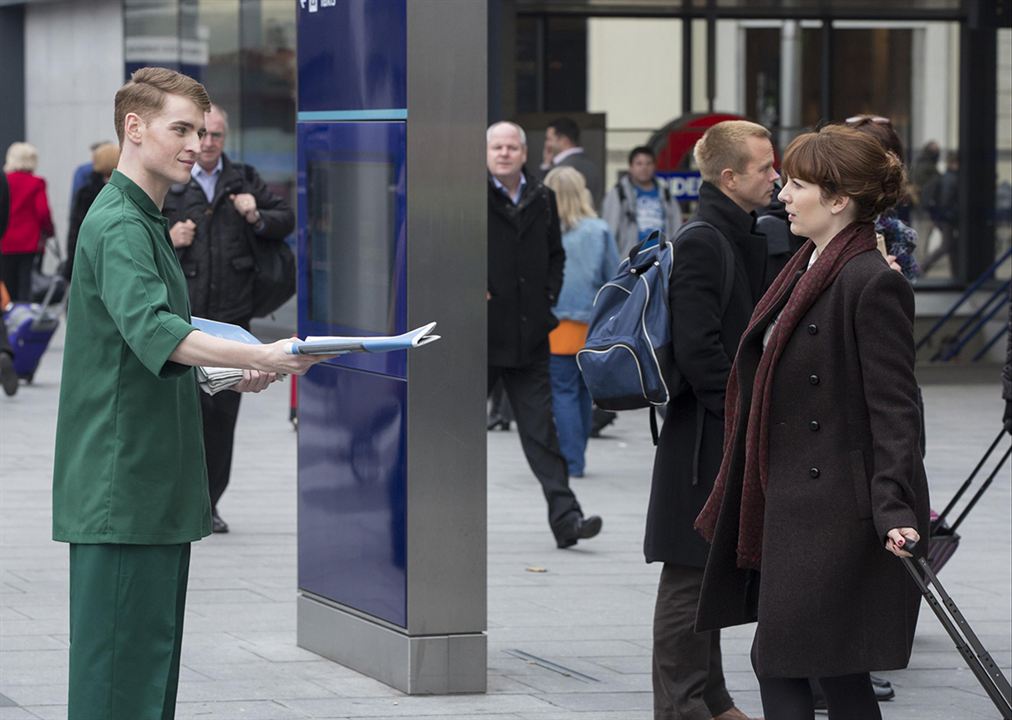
[195,366,246,395]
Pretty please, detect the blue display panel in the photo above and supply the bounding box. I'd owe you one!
[298,364,407,627]
[297,121,408,378]
[297,0,406,114]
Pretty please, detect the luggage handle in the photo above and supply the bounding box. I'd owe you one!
[934,429,1007,530]
[901,539,1012,718]
[948,443,1012,534]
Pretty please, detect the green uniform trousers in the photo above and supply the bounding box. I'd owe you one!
[68,543,191,720]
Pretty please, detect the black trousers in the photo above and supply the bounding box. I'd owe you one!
[200,388,241,510]
[0,252,35,301]
[488,361,581,539]
[751,639,881,720]
[653,563,734,720]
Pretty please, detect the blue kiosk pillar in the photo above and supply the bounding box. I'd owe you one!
[294,0,487,694]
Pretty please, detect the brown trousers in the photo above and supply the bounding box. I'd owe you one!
[653,563,735,720]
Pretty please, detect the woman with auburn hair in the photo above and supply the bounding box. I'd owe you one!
[693,124,930,720]
[543,165,618,477]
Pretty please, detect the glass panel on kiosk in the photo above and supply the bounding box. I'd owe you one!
[306,159,398,335]
[297,122,408,377]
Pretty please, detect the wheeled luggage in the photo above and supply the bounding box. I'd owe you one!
[901,538,1012,719]
[928,430,1012,574]
[3,277,62,383]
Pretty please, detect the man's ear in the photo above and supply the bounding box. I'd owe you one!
[123,112,144,145]
[719,167,736,193]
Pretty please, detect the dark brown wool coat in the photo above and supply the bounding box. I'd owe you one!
[696,250,931,678]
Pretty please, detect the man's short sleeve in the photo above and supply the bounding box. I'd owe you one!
[86,217,195,377]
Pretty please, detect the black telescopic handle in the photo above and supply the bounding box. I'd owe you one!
[899,539,1012,717]
[935,429,1006,525]
[949,444,1012,534]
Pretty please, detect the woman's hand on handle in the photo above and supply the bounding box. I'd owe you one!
[885,527,920,558]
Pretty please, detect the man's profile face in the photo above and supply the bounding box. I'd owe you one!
[133,93,205,187]
[544,127,560,155]
[629,153,656,186]
[487,125,527,184]
[198,108,226,172]
[730,136,779,212]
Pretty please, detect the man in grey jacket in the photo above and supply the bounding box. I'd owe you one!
[542,117,603,208]
[601,146,683,258]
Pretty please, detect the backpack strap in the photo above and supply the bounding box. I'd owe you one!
[673,221,736,316]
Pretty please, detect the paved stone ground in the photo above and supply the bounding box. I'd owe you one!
[1,326,1010,720]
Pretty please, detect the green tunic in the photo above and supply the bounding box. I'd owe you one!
[53,171,211,544]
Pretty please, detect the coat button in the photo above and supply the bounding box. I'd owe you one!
[809,374,820,385]
[519,276,526,284]
[520,315,527,322]
[809,467,820,478]
[807,323,818,335]
[809,420,820,432]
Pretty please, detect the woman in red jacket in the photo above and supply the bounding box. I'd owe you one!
[2,142,54,300]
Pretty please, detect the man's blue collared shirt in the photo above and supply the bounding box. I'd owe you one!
[491,174,527,206]
[192,159,222,202]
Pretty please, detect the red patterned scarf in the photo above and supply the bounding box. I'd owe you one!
[694,221,877,569]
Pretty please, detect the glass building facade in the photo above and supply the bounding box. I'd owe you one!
[123,0,297,210]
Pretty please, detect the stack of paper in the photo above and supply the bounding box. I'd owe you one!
[287,322,441,355]
[195,366,247,395]
[188,317,441,395]
[190,317,264,395]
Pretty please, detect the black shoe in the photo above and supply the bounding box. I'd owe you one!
[589,409,616,438]
[556,515,603,549]
[0,353,17,397]
[211,510,229,534]
[871,675,895,702]
[487,417,511,431]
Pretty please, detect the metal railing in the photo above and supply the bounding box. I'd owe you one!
[915,247,1011,363]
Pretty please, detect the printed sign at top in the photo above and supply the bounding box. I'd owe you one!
[656,172,703,201]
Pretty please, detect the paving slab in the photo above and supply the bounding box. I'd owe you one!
[1,326,1010,719]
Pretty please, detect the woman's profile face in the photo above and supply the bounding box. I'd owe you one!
[778,177,834,240]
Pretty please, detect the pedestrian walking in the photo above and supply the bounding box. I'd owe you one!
[2,143,54,301]
[486,120,603,548]
[542,165,618,478]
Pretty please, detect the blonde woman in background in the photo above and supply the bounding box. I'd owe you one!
[2,142,54,300]
[543,166,618,477]
[64,142,120,281]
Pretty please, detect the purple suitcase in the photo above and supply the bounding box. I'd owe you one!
[4,299,60,383]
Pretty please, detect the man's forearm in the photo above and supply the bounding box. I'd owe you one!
[169,330,270,371]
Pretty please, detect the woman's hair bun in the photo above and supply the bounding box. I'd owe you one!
[873,150,907,216]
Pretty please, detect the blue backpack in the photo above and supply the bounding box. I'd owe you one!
[576,222,735,412]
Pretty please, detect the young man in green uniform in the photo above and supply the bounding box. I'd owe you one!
[52,67,328,720]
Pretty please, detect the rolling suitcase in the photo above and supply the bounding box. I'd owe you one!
[3,277,62,383]
[901,538,1012,719]
[929,430,1012,574]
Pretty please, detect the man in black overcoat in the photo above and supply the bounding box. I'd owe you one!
[646,121,778,720]
[486,121,602,549]
[163,104,294,534]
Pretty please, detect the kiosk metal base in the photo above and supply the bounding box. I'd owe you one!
[297,593,487,695]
